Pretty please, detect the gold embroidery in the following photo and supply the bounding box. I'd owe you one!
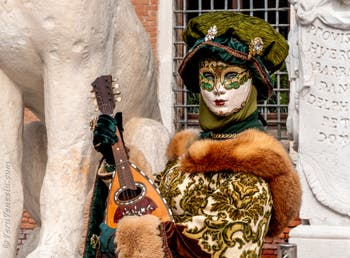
[211,133,237,139]
[90,234,101,250]
[157,166,272,257]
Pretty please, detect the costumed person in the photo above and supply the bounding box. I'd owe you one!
[83,11,302,258]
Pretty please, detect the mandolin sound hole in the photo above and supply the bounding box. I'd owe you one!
[114,182,146,205]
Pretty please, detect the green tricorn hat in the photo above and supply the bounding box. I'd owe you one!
[178,11,289,100]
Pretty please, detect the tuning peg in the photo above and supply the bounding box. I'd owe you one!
[116,96,122,102]
[93,99,98,107]
[112,83,121,96]
[89,117,98,131]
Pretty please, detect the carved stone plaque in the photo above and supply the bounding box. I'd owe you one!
[298,18,350,216]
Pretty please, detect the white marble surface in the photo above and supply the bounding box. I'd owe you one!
[290,225,350,258]
[0,1,163,257]
[288,2,350,222]
[288,1,350,257]
[290,0,350,28]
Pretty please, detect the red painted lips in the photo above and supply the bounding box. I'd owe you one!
[215,99,226,106]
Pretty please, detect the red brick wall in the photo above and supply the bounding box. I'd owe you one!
[19,2,299,257]
[131,0,159,58]
[262,217,301,258]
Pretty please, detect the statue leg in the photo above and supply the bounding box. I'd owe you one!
[0,70,24,258]
[124,117,170,177]
[27,66,98,257]
[16,122,47,257]
[23,121,47,225]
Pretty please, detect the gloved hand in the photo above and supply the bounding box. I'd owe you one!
[93,114,118,165]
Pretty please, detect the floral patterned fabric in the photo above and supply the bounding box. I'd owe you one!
[156,163,273,258]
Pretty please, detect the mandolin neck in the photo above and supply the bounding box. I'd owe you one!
[111,128,136,190]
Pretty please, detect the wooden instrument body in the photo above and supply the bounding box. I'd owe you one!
[105,161,172,228]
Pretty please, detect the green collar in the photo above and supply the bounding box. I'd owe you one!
[200,110,265,139]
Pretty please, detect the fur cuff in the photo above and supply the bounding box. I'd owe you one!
[115,215,165,258]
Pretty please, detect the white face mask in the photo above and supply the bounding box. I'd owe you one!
[199,59,252,117]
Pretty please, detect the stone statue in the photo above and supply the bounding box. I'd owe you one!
[287,0,350,257]
[290,0,350,28]
[0,1,168,257]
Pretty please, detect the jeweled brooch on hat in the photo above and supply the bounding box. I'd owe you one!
[205,25,217,41]
[248,37,264,59]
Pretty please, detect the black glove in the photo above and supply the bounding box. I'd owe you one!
[93,114,118,165]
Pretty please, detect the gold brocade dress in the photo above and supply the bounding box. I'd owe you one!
[156,162,272,258]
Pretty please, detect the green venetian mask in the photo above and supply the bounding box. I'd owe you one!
[199,59,251,92]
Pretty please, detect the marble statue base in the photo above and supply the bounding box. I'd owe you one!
[289,225,350,258]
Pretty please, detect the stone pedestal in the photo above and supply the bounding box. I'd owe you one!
[287,1,350,257]
[289,225,350,258]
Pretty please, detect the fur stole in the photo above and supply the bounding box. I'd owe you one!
[167,128,302,237]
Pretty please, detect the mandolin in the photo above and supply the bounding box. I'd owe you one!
[91,75,173,228]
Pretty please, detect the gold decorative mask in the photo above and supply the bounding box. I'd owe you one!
[199,60,251,92]
[198,59,253,116]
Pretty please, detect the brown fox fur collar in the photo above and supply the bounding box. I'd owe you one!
[166,128,301,237]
